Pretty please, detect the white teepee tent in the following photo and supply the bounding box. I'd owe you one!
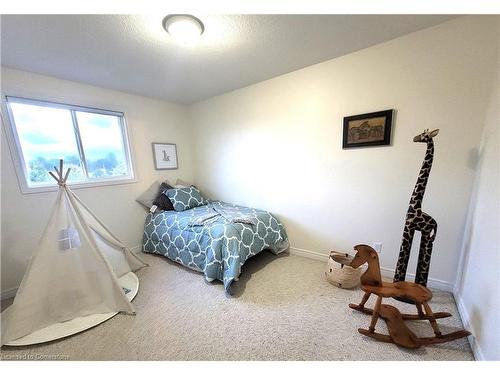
[1,160,147,346]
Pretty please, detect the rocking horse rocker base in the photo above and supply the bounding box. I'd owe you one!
[348,244,470,349]
[349,301,452,321]
[353,302,470,349]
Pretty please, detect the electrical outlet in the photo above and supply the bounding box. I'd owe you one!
[373,242,382,253]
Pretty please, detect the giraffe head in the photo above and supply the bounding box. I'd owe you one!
[413,128,439,143]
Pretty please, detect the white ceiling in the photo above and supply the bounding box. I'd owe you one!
[1,15,457,105]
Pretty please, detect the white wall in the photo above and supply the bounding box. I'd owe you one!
[189,16,499,289]
[1,67,195,294]
[454,43,499,361]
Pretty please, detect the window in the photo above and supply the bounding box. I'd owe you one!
[5,96,135,192]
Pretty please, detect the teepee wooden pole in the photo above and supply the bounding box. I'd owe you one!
[50,159,67,185]
[62,168,71,184]
[49,171,60,183]
[53,166,61,180]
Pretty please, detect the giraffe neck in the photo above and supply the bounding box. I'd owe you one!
[409,139,435,210]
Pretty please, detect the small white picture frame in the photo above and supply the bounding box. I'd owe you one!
[152,143,178,170]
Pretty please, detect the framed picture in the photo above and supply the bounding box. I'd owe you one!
[152,143,178,170]
[342,109,393,149]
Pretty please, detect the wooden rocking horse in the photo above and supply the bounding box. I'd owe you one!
[347,244,470,349]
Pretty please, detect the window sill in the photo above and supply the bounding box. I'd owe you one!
[19,177,138,194]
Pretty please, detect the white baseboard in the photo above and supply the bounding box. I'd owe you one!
[289,247,329,262]
[454,291,484,361]
[289,246,454,292]
[1,244,144,301]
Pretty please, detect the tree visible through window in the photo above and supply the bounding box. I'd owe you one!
[75,111,129,179]
[6,97,134,189]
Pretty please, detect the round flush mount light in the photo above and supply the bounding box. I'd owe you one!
[162,14,204,45]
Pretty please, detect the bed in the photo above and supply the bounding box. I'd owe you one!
[142,200,289,292]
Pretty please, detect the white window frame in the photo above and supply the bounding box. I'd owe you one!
[2,95,137,194]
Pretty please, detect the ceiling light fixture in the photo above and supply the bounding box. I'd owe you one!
[162,14,204,45]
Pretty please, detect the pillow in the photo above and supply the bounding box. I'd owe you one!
[136,181,161,209]
[175,178,194,188]
[153,182,175,211]
[165,186,208,212]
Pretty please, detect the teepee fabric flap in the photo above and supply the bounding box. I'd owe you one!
[70,189,148,274]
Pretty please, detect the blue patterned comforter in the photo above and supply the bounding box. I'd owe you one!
[142,201,289,292]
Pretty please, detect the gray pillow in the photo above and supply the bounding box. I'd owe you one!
[136,181,161,209]
[175,178,194,188]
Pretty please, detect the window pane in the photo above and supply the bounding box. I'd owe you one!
[75,111,129,179]
[9,102,85,186]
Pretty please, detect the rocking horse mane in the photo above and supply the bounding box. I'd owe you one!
[351,244,383,287]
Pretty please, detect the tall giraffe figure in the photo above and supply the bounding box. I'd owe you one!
[394,129,439,288]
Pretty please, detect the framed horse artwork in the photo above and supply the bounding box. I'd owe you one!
[342,109,393,149]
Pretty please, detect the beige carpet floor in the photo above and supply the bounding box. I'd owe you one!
[0,252,473,361]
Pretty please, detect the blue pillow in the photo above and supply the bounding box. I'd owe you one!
[164,186,208,212]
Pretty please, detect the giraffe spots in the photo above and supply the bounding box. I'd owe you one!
[394,134,438,286]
